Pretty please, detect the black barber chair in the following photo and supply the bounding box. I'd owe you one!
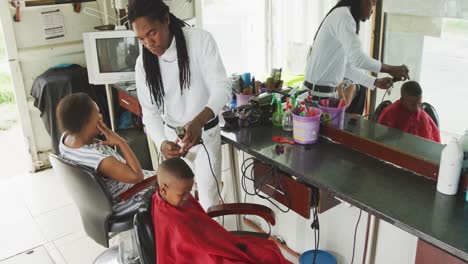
[374,100,440,129]
[49,154,156,263]
[373,100,392,122]
[134,198,278,264]
[421,102,440,129]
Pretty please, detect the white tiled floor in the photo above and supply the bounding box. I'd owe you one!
[0,247,54,264]
[0,128,299,264]
[0,169,106,264]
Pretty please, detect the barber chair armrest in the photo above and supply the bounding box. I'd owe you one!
[207,203,275,225]
[119,175,157,202]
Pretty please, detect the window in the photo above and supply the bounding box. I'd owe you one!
[201,0,267,77]
[270,0,374,82]
[380,0,468,142]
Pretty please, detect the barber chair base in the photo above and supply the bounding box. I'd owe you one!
[93,246,120,264]
[93,245,140,264]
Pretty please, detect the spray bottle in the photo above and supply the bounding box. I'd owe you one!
[282,97,293,131]
[437,137,464,195]
[271,93,284,127]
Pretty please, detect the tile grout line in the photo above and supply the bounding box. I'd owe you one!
[44,243,68,264]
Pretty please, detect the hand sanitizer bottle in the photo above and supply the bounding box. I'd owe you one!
[437,138,464,195]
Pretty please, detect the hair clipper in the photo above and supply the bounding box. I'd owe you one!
[175,126,203,144]
[175,126,186,140]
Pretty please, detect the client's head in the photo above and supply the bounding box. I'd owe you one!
[157,158,194,207]
[56,93,102,138]
[400,81,422,113]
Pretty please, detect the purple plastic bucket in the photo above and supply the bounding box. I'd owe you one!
[236,93,254,107]
[318,104,346,129]
[292,109,322,144]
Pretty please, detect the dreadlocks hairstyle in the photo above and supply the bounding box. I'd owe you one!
[128,0,191,108]
[314,0,361,41]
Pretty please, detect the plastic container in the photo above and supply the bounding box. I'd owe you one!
[242,72,251,87]
[318,103,346,129]
[282,99,293,131]
[229,93,237,110]
[282,109,293,131]
[236,93,253,107]
[292,109,322,144]
[437,138,464,195]
[271,97,284,127]
[299,250,337,264]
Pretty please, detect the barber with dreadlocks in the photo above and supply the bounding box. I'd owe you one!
[129,0,230,211]
[303,0,409,105]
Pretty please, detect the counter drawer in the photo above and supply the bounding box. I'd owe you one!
[253,160,340,219]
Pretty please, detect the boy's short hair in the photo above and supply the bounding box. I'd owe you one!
[56,93,95,134]
[401,81,422,97]
[159,158,194,181]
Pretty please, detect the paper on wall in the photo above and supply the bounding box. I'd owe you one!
[41,9,65,40]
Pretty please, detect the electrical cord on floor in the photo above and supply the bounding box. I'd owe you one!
[350,209,362,264]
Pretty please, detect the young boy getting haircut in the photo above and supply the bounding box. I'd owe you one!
[153,158,292,264]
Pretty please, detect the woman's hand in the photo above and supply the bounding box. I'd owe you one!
[97,120,125,147]
[161,140,184,159]
[382,64,410,81]
[374,77,393,90]
[180,119,203,153]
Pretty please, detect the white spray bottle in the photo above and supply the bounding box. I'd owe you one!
[437,138,464,195]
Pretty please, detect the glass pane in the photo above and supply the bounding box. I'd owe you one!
[202,0,266,77]
[270,0,374,82]
[380,0,468,142]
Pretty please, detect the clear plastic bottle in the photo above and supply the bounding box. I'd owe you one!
[437,137,464,195]
[282,99,293,131]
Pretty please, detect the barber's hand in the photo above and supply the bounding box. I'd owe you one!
[181,119,203,153]
[386,65,409,81]
[374,77,393,90]
[97,120,125,147]
[161,140,183,159]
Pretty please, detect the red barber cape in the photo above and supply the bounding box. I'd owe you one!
[152,191,292,264]
[378,100,441,143]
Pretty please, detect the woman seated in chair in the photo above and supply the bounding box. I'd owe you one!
[57,93,155,200]
[153,157,291,264]
[378,81,441,143]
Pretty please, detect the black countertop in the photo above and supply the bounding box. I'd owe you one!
[221,123,468,261]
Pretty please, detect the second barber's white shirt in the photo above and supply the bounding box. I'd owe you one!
[136,28,230,149]
[304,6,382,89]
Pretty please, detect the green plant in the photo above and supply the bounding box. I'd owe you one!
[444,18,468,36]
[0,72,14,104]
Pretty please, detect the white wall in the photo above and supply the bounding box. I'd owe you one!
[374,221,418,264]
[0,2,103,169]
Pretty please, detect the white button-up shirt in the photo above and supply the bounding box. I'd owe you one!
[304,7,382,90]
[136,28,230,148]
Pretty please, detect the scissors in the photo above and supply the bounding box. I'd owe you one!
[272,136,295,145]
